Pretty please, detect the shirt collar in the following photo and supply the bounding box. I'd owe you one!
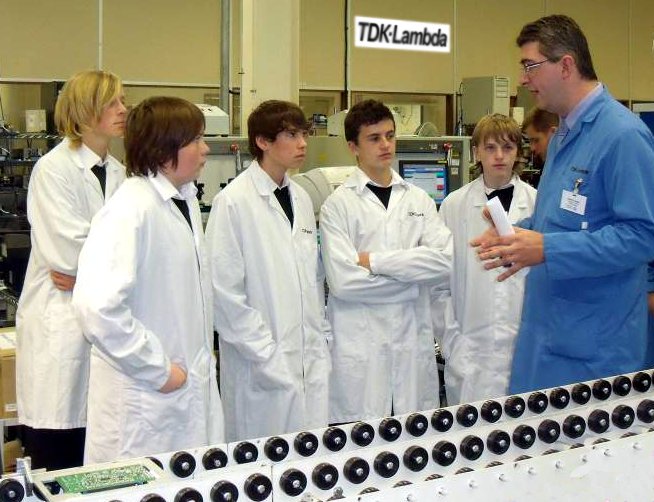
[483,174,517,195]
[75,141,106,170]
[561,82,603,132]
[149,171,197,201]
[251,159,291,195]
[65,137,120,172]
[349,167,407,193]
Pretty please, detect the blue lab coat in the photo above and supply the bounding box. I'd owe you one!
[509,87,654,393]
[645,262,654,369]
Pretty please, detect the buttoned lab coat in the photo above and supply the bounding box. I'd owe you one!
[437,175,536,404]
[320,168,452,423]
[510,87,654,393]
[207,160,330,442]
[16,138,124,429]
[73,174,223,463]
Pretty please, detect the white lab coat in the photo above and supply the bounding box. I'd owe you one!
[320,168,452,423]
[437,175,537,404]
[16,138,125,429]
[207,160,330,442]
[72,173,223,463]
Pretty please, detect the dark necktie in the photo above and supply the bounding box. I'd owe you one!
[172,198,193,230]
[274,186,294,227]
[91,164,106,197]
[487,185,515,212]
[366,183,392,209]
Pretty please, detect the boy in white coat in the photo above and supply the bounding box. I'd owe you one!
[207,100,330,442]
[320,100,452,423]
[438,114,537,404]
[16,70,126,469]
[73,97,223,463]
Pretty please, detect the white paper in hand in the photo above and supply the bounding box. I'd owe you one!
[486,196,514,236]
[485,196,529,278]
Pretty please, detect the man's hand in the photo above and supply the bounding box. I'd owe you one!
[50,270,76,291]
[358,252,371,272]
[471,228,545,282]
[648,292,654,316]
[159,363,187,393]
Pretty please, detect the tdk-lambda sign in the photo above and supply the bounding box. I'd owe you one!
[355,16,450,53]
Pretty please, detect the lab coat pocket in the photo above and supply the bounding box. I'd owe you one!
[546,295,607,361]
[297,230,319,285]
[135,379,193,436]
[250,351,294,391]
[550,167,597,231]
[43,298,89,361]
[400,211,425,247]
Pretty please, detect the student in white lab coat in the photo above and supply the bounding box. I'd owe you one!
[207,100,331,442]
[73,97,223,463]
[320,100,452,423]
[16,70,126,470]
[438,114,537,404]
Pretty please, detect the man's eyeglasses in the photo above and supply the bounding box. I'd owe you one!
[520,58,554,74]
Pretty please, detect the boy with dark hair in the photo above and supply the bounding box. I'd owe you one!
[207,100,330,441]
[320,99,452,422]
[73,96,224,463]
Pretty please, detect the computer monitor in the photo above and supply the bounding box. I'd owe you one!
[398,160,448,205]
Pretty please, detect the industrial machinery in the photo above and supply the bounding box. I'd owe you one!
[4,369,654,501]
[200,136,472,212]
[195,105,229,137]
[462,76,511,125]
[292,166,356,218]
[290,136,473,218]
[326,110,348,137]
[393,136,472,206]
[198,137,252,206]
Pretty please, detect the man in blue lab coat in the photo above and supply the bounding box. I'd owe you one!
[473,15,654,393]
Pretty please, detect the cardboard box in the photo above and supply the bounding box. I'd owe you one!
[3,439,21,473]
[0,330,16,419]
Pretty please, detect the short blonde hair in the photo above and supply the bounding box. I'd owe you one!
[55,70,123,147]
[471,113,525,176]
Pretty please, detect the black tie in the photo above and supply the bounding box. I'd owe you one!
[172,198,193,230]
[366,183,392,209]
[487,185,515,212]
[274,186,294,227]
[91,164,106,197]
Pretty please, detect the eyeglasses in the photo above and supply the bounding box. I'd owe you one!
[520,58,554,74]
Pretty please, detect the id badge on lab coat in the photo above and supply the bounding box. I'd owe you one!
[560,190,587,215]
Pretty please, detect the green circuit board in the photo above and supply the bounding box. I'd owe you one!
[55,464,155,494]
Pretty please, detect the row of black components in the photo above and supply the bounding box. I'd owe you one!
[83,473,272,502]
[279,415,651,498]
[231,404,652,469]
[150,448,229,479]
[227,373,654,467]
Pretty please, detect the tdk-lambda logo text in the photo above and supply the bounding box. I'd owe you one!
[355,16,450,53]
